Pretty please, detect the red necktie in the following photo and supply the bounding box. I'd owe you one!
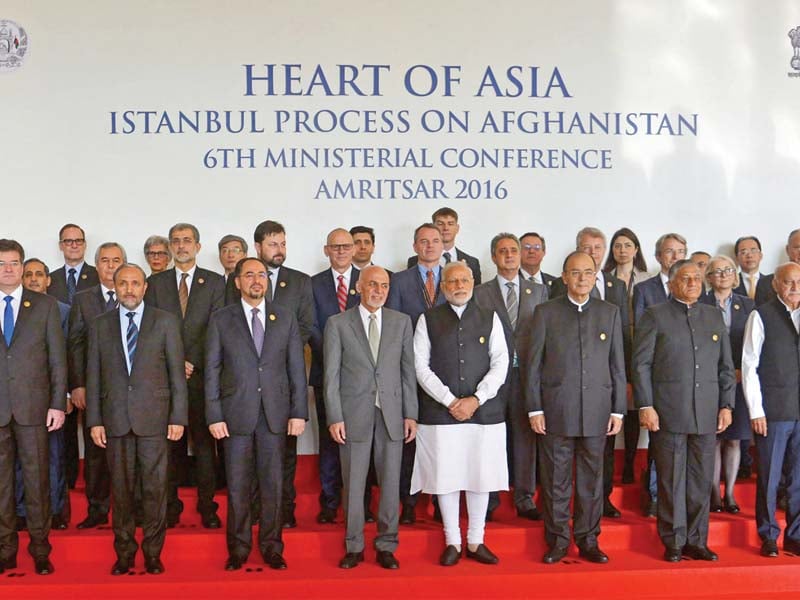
[337,275,347,312]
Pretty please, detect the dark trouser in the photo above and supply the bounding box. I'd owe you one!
[0,421,51,561]
[107,433,167,561]
[313,386,342,510]
[400,439,418,508]
[650,430,715,550]
[341,408,401,554]
[539,433,605,550]
[281,435,298,516]
[507,368,538,510]
[63,409,79,489]
[225,409,285,559]
[623,410,641,476]
[740,439,753,470]
[15,427,67,517]
[755,420,800,543]
[603,435,616,500]
[80,415,109,519]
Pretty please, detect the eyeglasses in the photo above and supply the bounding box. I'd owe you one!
[567,269,596,278]
[710,267,736,277]
[60,238,85,246]
[146,251,170,258]
[522,244,543,251]
[220,247,244,255]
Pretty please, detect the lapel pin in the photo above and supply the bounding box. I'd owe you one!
[600,332,607,341]
[733,304,740,310]
[712,333,719,342]
[279,281,287,288]
[23,300,31,308]
[81,273,88,280]
[349,289,356,295]
[607,281,613,287]
[198,278,205,284]
[547,281,553,286]
[525,288,531,295]
[269,313,277,321]
[479,336,485,344]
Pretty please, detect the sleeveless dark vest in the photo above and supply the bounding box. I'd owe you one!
[756,300,800,421]
[418,301,505,425]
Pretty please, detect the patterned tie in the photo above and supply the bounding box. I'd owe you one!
[443,251,452,264]
[425,269,436,308]
[251,307,264,356]
[505,282,518,329]
[336,274,348,312]
[67,268,77,303]
[105,290,116,312]
[178,272,189,317]
[368,313,380,408]
[126,311,138,368]
[3,296,13,347]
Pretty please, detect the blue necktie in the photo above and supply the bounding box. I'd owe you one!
[3,296,13,347]
[126,311,138,368]
[67,268,77,303]
[105,291,116,312]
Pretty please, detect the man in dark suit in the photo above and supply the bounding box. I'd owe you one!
[218,234,248,280]
[47,223,99,491]
[407,207,481,284]
[68,242,127,530]
[206,257,308,571]
[86,263,188,575]
[633,259,735,562]
[310,229,362,524]
[144,223,225,529]
[474,233,547,521]
[754,229,800,306]
[249,220,314,528]
[733,236,764,300]
[387,223,448,523]
[519,231,556,292]
[549,227,630,518]
[0,240,67,576]
[528,251,626,564]
[325,265,417,569]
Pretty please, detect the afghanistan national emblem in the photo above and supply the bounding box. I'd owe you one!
[0,20,28,72]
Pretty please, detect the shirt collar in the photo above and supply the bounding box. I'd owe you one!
[175,265,197,282]
[65,261,85,275]
[778,297,800,315]
[497,272,520,288]
[3,286,22,302]
[100,283,115,298]
[358,303,381,321]
[241,298,266,316]
[566,294,590,312]
[449,302,468,317]
[120,301,144,318]
[417,263,440,279]
[331,265,353,282]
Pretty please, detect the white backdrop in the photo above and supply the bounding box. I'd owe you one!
[4,0,800,452]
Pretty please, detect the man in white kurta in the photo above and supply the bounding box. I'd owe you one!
[411,262,509,566]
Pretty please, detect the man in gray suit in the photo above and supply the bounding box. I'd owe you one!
[527,251,626,565]
[633,259,735,562]
[0,239,67,576]
[474,233,546,520]
[324,265,417,570]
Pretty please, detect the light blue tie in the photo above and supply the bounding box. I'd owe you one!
[3,296,13,347]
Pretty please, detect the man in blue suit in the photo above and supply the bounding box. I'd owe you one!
[387,223,447,524]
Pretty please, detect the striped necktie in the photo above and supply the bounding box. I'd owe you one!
[336,274,348,312]
[126,311,138,368]
[178,272,189,317]
[505,282,518,329]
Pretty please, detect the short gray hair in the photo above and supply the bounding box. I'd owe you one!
[655,233,687,257]
[667,258,698,282]
[143,235,171,257]
[575,227,606,249]
[94,242,127,265]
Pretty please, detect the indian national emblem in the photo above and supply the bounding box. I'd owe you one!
[790,26,800,71]
[0,19,28,72]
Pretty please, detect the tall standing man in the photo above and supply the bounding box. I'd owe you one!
[324,265,417,569]
[519,232,556,290]
[145,223,225,529]
[733,236,764,300]
[407,207,481,284]
[206,257,308,571]
[633,259,735,562]
[0,240,67,576]
[86,263,188,575]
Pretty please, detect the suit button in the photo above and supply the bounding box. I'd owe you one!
[460,377,465,381]
[459,343,464,347]
[459,327,463,331]
[460,359,465,364]
[694,346,698,351]
[128,386,133,391]
[257,387,262,392]
[695,383,700,388]
[258,367,263,372]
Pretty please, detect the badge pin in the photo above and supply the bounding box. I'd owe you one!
[81,274,87,280]
[269,314,277,321]
[734,304,740,310]
[607,281,613,288]
[525,288,531,295]
[712,334,719,342]
[279,281,287,288]
[600,332,607,341]
[479,336,485,344]
[198,278,205,284]
[23,301,31,308]
[349,289,356,295]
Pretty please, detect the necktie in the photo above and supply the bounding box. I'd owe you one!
[505,282,518,329]
[3,296,13,347]
[368,313,380,408]
[748,276,756,299]
[178,272,189,317]
[67,268,77,303]
[105,291,116,312]
[126,311,138,368]
[251,307,264,356]
[425,269,436,308]
[443,251,452,264]
[267,271,274,301]
[336,274,348,312]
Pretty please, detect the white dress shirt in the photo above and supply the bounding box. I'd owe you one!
[1,285,23,327]
[331,265,353,291]
[63,261,86,279]
[118,302,144,374]
[595,271,606,300]
[520,267,543,285]
[357,304,382,338]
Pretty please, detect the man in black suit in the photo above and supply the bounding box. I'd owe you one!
[68,242,127,530]
[206,257,308,571]
[733,236,764,300]
[754,229,800,306]
[144,223,225,529]
[219,234,248,306]
[519,231,556,291]
[407,207,481,284]
[86,263,188,575]
[0,239,67,576]
[47,223,99,491]
[528,251,626,564]
[633,259,735,562]
[252,220,314,527]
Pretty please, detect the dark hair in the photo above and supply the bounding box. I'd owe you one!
[603,227,648,273]
[0,239,25,261]
[218,234,248,254]
[562,250,595,272]
[253,220,285,244]
[23,258,49,277]
[413,222,440,242]
[734,235,762,254]
[431,207,459,222]
[519,231,546,252]
[233,256,269,278]
[490,233,520,256]
[59,223,85,240]
[168,223,200,243]
[691,251,711,259]
[349,226,375,244]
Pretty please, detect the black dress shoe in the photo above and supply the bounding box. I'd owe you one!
[723,499,740,514]
[710,503,723,513]
[201,512,222,529]
[579,545,609,563]
[664,547,683,562]
[761,539,779,557]
[543,546,568,564]
[682,545,718,561]
[643,500,657,518]
[439,545,461,566]
[111,559,132,575]
[15,516,27,531]
[339,551,364,569]
[264,551,287,570]
[77,514,108,529]
[225,556,245,571]
[516,507,542,521]
[365,510,376,524]
[376,550,399,569]
[34,558,54,575]
[51,514,69,530]
[603,499,621,518]
[400,503,416,525]
[282,513,297,529]
[466,544,499,565]
[316,507,337,524]
[783,538,800,555]
[145,557,165,574]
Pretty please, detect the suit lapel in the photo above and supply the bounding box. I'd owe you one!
[347,308,375,367]
[106,310,128,378]
[8,289,34,347]
[233,304,261,360]
[486,278,512,330]
[161,269,183,316]
[130,306,157,379]
[347,268,361,309]
[185,267,208,318]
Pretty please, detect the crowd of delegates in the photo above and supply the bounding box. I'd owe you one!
[1,209,800,576]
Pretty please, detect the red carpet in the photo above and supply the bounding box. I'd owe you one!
[2,453,798,599]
